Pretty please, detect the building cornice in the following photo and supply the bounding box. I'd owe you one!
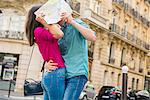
[0,38,29,45]
[109,32,149,53]
[101,61,145,77]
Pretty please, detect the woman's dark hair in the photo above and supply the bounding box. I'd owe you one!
[25,5,43,46]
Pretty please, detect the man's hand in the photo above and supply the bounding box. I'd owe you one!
[61,12,73,24]
[45,60,58,71]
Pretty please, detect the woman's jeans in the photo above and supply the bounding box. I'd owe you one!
[42,68,66,100]
[63,75,88,100]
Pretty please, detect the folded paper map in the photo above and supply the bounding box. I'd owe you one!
[34,0,72,24]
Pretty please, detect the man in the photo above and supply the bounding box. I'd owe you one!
[46,13,96,100]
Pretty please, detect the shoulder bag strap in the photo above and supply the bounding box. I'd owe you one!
[25,45,35,79]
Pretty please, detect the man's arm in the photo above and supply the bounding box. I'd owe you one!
[61,13,96,41]
[70,20,96,41]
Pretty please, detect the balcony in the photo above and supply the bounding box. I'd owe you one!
[82,8,109,30]
[124,3,132,16]
[0,30,23,40]
[112,0,125,9]
[109,23,150,50]
[113,1,150,28]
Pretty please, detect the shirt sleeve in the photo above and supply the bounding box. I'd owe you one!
[34,27,55,41]
[75,19,89,28]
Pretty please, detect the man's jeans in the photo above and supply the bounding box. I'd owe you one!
[42,68,66,100]
[63,75,88,100]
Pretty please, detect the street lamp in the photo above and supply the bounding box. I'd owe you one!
[122,64,129,100]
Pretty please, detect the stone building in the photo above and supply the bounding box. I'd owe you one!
[0,0,47,92]
[83,0,150,92]
[0,0,150,93]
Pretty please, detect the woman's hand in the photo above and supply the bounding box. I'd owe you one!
[45,60,58,71]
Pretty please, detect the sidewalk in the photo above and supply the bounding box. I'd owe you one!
[0,90,43,100]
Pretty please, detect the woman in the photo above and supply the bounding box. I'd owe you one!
[25,5,66,100]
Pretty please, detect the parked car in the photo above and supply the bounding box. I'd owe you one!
[127,90,138,100]
[97,86,121,100]
[79,84,98,100]
[136,90,150,100]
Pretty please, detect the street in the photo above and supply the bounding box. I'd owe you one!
[0,90,42,100]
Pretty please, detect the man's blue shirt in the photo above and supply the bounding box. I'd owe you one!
[59,19,89,79]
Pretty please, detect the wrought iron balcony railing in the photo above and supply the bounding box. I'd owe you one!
[109,23,150,50]
[113,1,150,28]
[112,0,124,8]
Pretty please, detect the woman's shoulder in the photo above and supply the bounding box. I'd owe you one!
[34,27,44,34]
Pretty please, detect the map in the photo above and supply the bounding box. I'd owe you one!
[34,0,72,24]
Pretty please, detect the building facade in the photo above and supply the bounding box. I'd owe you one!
[0,0,150,93]
[82,0,150,92]
[0,0,46,92]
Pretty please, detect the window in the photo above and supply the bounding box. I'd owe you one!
[10,16,25,32]
[103,71,108,85]
[112,17,116,24]
[117,74,121,86]
[123,22,129,37]
[0,53,19,91]
[136,79,139,90]
[144,76,150,91]
[111,16,118,32]
[88,41,95,58]
[132,27,138,42]
[143,31,147,43]
[111,72,114,85]
[132,78,135,90]
[0,14,25,40]
[108,42,115,64]
[139,58,144,73]
[120,48,126,66]
[129,52,135,70]
[93,1,100,14]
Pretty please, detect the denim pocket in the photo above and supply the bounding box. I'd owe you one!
[74,75,88,83]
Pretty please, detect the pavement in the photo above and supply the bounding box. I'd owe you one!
[0,90,43,100]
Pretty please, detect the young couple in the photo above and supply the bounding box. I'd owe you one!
[25,5,96,100]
